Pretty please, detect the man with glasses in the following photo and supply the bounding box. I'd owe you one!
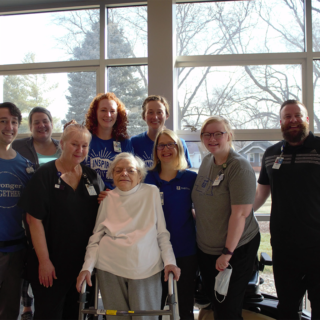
[254,100,320,319]
[0,102,34,320]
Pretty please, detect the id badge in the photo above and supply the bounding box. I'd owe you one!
[26,166,34,174]
[160,192,164,205]
[212,174,224,186]
[86,184,97,196]
[272,157,284,169]
[113,141,122,153]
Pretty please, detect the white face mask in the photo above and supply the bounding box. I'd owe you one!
[214,264,233,303]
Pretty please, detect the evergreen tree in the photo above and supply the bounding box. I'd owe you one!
[62,17,147,135]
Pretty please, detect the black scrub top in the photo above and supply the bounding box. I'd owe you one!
[18,160,104,281]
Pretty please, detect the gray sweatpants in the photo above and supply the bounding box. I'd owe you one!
[97,269,162,320]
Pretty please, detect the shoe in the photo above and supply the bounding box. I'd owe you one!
[21,311,33,320]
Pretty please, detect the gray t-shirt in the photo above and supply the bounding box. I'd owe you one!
[192,148,259,255]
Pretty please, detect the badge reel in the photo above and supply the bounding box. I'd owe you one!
[212,163,227,187]
[55,172,65,190]
[26,164,34,174]
[272,157,284,169]
[212,173,224,186]
[160,192,164,205]
[272,144,285,170]
[84,173,97,196]
[113,141,122,153]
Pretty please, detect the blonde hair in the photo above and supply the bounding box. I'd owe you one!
[150,129,188,171]
[200,116,234,147]
[60,120,92,156]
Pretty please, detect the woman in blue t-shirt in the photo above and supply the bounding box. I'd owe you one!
[145,129,197,320]
[85,92,133,189]
[131,95,192,169]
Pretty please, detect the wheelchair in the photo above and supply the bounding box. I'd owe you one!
[195,253,311,320]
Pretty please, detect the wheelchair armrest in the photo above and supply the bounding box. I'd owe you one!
[259,252,273,271]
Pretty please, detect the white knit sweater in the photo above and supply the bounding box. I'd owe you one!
[81,183,176,279]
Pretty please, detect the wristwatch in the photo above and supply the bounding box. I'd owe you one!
[222,247,234,255]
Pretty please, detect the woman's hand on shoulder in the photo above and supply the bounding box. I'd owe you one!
[38,259,57,288]
[98,189,110,204]
[76,270,92,293]
[164,264,181,281]
[216,254,231,272]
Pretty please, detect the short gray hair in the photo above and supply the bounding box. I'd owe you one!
[106,152,147,181]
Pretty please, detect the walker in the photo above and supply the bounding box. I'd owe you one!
[78,272,179,320]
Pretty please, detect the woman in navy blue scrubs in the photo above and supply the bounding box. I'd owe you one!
[145,129,197,320]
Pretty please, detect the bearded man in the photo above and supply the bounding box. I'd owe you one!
[254,100,320,320]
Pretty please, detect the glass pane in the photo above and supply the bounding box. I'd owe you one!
[178,64,302,130]
[0,9,99,65]
[313,0,320,52]
[107,6,147,59]
[0,71,96,133]
[186,140,276,297]
[177,0,304,56]
[107,66,148,136]
[314,60,320,132]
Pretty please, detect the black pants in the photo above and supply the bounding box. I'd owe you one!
[198,232,260,320]
[273,247,320,320]
[31,279,80,320]
[161,254,198,320]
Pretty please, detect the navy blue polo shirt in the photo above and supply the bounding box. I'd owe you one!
[145,169,197,258]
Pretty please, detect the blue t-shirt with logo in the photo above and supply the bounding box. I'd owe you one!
[85,135,134,189]
[131,131,192,170]
[144,169,197,258]
[0,152,34,252]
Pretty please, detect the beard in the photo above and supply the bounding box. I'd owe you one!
[281,121,309,144]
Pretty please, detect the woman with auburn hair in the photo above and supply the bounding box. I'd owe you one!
[85,92,133,189]
[144,129,197,320]
[131,95,192,169]
[192,116,260,320]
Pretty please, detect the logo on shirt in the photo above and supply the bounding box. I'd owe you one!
[195,176,214,196]
[0,172,23,209]
[87,149,115,180]
[142,152,153,168]
[176,186,190,191]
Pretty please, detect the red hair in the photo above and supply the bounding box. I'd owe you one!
[85,92,129,141]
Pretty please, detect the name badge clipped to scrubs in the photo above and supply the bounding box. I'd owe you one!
[25,160,35,174]
[212,164,227,187]
[212,174,224,186]
[85,184,97,196]
[83,173,97,196]
[272,144,285,170]
[272,157,284,169]
[55,172,65,190]
[160,192,164,205]
[113,141,122,153]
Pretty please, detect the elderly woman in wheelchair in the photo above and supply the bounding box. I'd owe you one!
[76,152,180,320]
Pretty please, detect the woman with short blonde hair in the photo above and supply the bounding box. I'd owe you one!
[145,129,197,320]
[19,121,105,320]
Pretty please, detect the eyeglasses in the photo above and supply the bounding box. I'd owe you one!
[114,167,138,175]
[156,142,177,150]
[201,131,227,140]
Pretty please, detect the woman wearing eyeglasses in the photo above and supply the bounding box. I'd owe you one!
[192,116,260,320]
[145,129,197,320]
[131,95,192,169]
